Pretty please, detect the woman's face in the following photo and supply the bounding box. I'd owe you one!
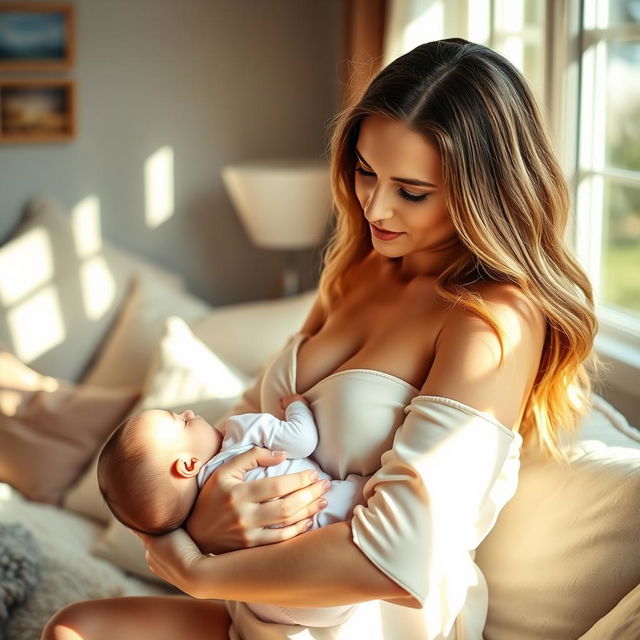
[353,115,461,275]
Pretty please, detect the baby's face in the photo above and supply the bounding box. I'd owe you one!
[136,409,221,466]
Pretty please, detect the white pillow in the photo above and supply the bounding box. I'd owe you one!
[477,438,640,640]
[87,318,251,580]
[82,277,212,387]
[192,289,316,376]
[0,198,183,381]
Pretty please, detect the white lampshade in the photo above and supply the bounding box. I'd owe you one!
[222,159,332,249]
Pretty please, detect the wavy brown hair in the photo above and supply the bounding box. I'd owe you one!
[320,38,599,459]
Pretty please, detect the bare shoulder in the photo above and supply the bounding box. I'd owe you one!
[467,281,545,338]
[423,281,546,430]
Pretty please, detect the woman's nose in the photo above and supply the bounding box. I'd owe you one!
[181,409,196,421]
[362,185,394,222]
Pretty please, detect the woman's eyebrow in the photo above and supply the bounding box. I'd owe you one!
[354,147,438,188]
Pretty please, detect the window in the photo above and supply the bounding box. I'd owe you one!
[575,0,640,339]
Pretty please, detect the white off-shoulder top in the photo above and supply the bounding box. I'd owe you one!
[222,333,523,640]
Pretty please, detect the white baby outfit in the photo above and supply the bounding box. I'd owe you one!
[216,333,523,640]
[198,401,367,627]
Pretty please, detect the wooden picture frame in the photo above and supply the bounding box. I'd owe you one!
[0,3,74,72]
[0,79,75,143]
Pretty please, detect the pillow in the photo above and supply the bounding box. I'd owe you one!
[577,394,640,447]
[82,276,212,387]
[89,317,250,581]
[192,289,316,376]
[0,197,184,382]
[65,316,250,526]
[0,349,140,504]
[577,582,640,639]
[477,439,640,640]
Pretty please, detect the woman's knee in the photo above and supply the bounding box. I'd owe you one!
[42,600,94,639]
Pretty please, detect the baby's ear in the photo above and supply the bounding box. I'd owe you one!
[175,456,202,478]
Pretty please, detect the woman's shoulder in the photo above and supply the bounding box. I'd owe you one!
[437,280,546,366]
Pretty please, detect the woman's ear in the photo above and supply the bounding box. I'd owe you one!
[174,456,202,478]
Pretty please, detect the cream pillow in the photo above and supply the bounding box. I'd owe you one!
[577,582,640,639]
[477,438,640,640]
[0,349,140,504]
[0,198,184,382]
[82,277,212,387]
[192,289,316,376]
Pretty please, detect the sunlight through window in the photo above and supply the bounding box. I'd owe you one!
[71,195,102,258]
[8,285,65,363]
[80,255,116,321]
[406,1,444,50]
[145,146,175,228]
[0,227,53,306]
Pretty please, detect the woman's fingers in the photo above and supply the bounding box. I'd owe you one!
[258,517,316,545]
[214,446,288,483]
[246,469,325,503]
[253,484,330,528]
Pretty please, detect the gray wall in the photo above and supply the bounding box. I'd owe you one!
[0,0,343,304]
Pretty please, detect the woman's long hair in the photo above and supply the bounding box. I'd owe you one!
[320,38,599,459]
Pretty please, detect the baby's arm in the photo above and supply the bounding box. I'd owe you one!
[224,397,318,459]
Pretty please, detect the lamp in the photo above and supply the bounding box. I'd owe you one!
[222,159,332,296]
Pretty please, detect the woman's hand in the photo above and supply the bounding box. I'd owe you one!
[185,447,329,554]
[132,527,209,598]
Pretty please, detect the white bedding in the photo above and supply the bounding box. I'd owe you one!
[0,483,173,640]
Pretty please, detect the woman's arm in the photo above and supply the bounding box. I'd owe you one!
[138,521,409,606]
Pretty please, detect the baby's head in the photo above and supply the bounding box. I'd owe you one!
[97,409,222,535]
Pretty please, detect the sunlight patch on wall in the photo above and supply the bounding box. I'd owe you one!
[8,285,65,363]
[80,255,116,321]
[145,146,175,228]
[0,227,53,306]
[71,195,102,258]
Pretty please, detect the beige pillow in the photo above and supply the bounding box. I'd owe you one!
[577,582,640,639]
[0,198,184,382]
[0,349,140,504]
[192,289,316,376]
[66,316,249,528]
[82,276,212,387]
[477,440,640,640]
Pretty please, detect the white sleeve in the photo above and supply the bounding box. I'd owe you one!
[224,401,318,459]
[350,395,521,611]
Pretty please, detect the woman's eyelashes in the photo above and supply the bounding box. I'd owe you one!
[355,166,428,203]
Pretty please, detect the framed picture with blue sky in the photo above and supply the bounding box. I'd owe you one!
[0,3,74,72]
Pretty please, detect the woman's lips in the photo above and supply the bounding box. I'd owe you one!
[370,224,403,241]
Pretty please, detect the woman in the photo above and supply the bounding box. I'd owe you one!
[43,38,597,640]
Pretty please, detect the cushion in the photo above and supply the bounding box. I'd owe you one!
[65,316,250,526]
[577,582,640,639]
[0,349,140,504]
[0,198,184,382]
[478,434,640,640]
[192,289,316,376]
[82,276,212,387]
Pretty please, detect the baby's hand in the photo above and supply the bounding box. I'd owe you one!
[280,394,309,414]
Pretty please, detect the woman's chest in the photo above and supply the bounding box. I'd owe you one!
[296,279,449,396]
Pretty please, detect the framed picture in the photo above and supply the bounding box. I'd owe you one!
[0,79,75,143]
[0,3,74,71]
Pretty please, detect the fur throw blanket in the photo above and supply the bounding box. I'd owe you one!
[0,524,40,639]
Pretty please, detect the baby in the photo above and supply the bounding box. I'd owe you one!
[97,394,367,628]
